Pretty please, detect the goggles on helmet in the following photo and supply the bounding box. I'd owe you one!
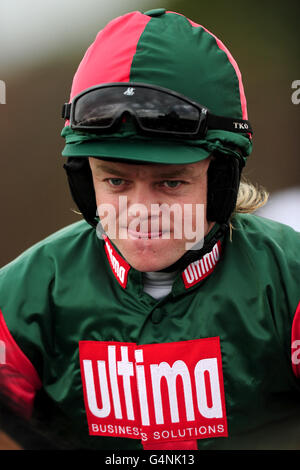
[62,83,253,139]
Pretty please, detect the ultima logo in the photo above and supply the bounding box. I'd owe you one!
[79,338,227,444]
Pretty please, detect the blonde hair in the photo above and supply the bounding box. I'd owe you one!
[234,177,269,214]
[227,177,269,239]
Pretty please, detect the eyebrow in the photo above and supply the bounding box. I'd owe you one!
[95,163,129,177]
[156,168,195,178]
[94,162,195,178]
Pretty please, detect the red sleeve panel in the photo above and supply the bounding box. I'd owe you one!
[0,309,42,418]
[291,301,300,378]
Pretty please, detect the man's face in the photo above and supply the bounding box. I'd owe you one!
[89,157,214,272]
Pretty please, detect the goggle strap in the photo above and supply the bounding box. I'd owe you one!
[62,103,71,119]
[207,113,253,134]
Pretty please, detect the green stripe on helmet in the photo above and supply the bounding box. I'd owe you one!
[130,12,243,118]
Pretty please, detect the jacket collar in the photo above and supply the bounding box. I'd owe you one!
[102,227,223,293]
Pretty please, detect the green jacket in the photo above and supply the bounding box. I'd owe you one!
[0,213,299,450]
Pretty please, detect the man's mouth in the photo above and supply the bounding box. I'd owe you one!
[127,228,164,239]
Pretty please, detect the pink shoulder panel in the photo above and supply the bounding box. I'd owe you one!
[0,310,41,418]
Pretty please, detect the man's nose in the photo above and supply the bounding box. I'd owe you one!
[127,184,160,220]
[129,183,158,207]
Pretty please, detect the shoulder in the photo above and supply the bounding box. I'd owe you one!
[231,212,300,253]
[0,221,104,298]
[0,221,96,275]
[0,221,102,364]
[229,213,299,311]
[227,212,300,285]
[24,220,95,256]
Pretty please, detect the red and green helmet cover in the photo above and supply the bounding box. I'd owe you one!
[61,9,252,165]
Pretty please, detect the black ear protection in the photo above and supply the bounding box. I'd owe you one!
[206,152,243,224]
[63,153,243,228]
[63,157,97,227]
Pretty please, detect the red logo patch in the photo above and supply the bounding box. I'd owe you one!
[103,236,131,288]
[79,338,228,445]
[182,241,221,288]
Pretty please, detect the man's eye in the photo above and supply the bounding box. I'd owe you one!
[162,180,182,189]
[108,178,125,186]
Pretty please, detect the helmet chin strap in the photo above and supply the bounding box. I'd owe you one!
[158,222,229,273]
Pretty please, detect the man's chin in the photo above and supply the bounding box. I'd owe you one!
[129,260,177,272]
[115,239,186,272]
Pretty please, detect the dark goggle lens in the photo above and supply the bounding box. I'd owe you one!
[74,88,119,127]
[73,86,200,134]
